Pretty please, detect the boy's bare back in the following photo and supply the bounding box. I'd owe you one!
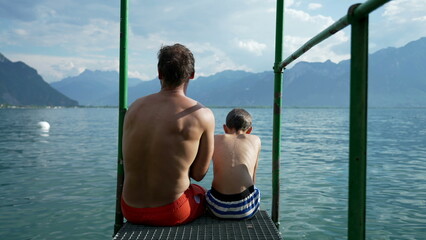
[212,133,261,194]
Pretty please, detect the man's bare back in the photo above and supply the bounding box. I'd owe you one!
[212,131,261,194]
[122,89,215,208]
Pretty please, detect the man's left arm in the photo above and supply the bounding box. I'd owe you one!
[190,109,215,181]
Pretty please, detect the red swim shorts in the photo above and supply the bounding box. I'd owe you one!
[121,184,206,226]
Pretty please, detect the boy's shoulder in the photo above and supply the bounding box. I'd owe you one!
[244,133,260,139]
[214,134,228,143]
[214,134,226,138]
[214,134,254,140]
[214,134,260,141]
[247,134,261,145]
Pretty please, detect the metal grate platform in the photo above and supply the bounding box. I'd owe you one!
[113,210,282,240]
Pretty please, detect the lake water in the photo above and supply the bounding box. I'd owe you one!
[0,107,425,239]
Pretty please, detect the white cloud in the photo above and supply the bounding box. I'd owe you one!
[382,0,426,23]
[129,32,170,51]
[413,16,426,22]
[3,17,119,54]
[308,3,322,10]
[236,39,267,56]
[286,8,333,27]
[128,71,151,80]
[187,42,251,78]
[286,0,301,8]
[163,7,173,13]
[375,0,426,49]
[245,0,274,3]
[283,29,349,66]
[1,14,121,82]
[285,8,336,40]
[7,54,118,83]
[14,29,28,36]
[2,0,423,84]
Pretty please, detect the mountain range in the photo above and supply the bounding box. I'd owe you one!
[1,37,425,107]
[0,53,77,106]
[50,70,142,106]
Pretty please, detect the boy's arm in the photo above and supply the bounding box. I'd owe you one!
[253,136,261,184]
[189,109,215,181]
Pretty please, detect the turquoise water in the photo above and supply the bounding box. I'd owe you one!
[0,107,425,239]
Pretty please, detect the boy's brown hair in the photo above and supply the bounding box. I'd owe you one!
[226,108,252,131]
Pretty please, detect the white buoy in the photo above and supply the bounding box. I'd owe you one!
[38,121,50,132]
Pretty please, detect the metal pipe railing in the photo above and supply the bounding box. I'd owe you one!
[114,0,129,235]
[279,15,349,70]
[271,0,285,228]
[277,0,390,71]
[348,11,369,240]
[272,0,390,239]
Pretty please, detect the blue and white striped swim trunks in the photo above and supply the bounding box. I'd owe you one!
[206,185,260,220]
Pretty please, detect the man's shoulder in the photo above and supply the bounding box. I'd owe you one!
[191,102,214,121]
[128,93,158,108]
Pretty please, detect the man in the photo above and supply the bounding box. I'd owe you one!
[121,44,215,226]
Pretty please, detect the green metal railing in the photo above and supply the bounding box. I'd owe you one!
[271,0,285,228]
[114,0,129,235]
[272,0,390,239]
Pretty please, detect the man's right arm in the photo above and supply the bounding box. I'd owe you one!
[189,109,215,181]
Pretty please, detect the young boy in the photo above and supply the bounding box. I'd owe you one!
[206,108,261,220]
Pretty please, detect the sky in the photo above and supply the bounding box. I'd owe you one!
[1,0,425,83]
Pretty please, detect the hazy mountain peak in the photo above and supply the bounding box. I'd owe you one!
[0,53,11,63]
[0,52,78,106]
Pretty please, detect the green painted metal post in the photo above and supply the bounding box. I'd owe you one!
[114,0,129,235]
[348,5,369,240]
[272,0,284,228]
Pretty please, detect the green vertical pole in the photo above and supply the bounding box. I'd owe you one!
[348,6,368,240]
[272,0,284,228]
[114,0,129,236]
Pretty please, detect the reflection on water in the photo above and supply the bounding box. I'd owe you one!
[38,121,50,138]
[0,107,425,239]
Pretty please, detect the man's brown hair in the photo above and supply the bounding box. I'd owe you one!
[157,43,195,88]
